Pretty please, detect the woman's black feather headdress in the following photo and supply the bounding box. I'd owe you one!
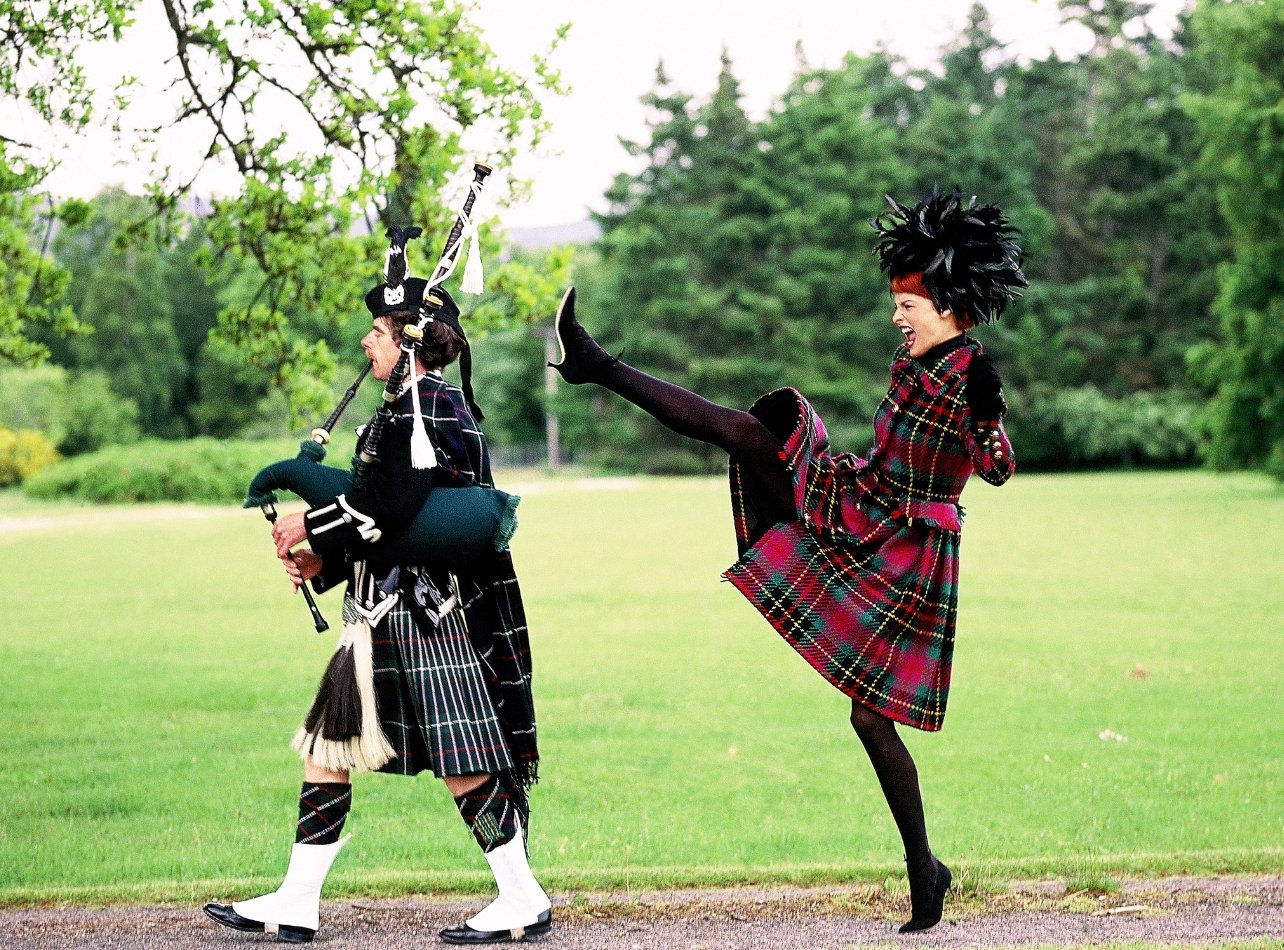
[871,186,1028,324]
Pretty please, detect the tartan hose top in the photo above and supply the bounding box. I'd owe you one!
[724,337,1014,731]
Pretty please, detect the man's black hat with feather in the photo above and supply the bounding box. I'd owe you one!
[364,225,481,420]
[364,226,462,329]
[871,186,1027,326]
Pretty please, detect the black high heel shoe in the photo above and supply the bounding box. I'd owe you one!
[547,287,620,384]
[899,854,952,933]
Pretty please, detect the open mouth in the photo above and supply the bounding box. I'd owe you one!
[898,325,916,347]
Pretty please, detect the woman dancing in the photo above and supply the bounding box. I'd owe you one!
[550,187,1024,933]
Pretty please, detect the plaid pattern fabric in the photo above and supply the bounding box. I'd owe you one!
[310,375,539,788]
[724,339,1013,731]
[295,782,351,844]
[405,379,540,792]
[370,595,514,778]
[454,774,522,852]
[454,551,539,793]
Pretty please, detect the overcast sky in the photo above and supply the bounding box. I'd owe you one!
[475,0,1190,228]
[44,0,1188,229]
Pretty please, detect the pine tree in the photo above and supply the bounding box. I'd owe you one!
[52,190,188,438]
[582,56,777,472]
[1185,0,1284,477]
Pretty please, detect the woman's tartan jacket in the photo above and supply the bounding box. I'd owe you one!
[724,336,1013,731]
[303,373,539,789]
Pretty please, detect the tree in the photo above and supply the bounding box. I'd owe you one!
[0,0,128,362]
[1185,0,1284,477]
[167,218,223,372]
[569,12,1234,474]
[73,244,186,437]
[574,49,926,472]
[2,0,568,419]
[1054,0,1224,391]
[974,1,1224,400]
[577,56,772,472]
[749,50,916,448]
[48,190,187,437]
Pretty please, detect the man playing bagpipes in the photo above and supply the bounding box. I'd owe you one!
[204,204,551,944]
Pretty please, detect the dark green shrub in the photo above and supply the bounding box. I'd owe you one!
[56,371,143,455]
[0,365,141,455]
[1008,386,1200,469]
[23,437,299,503]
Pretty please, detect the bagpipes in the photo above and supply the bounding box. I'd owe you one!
[244,162,518,771]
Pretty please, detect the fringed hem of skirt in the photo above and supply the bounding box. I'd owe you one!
[721,565,945,733]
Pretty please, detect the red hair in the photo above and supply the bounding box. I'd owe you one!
[890,272,974,328]
[891,271,931,300]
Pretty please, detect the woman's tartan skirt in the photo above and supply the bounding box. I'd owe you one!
[369,598,515,778]
[723,388,961,732]
[724,514,959,731]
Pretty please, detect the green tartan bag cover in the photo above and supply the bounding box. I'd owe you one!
[245,455,519,565]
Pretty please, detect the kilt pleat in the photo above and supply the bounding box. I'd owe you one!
[370,598,514,778]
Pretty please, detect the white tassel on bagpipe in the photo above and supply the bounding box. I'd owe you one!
[291,615,395,773]
[461,216,484,295]
[425,175,487,299]
[407,361,437,470]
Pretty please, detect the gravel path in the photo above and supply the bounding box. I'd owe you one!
[5,876,1281,949]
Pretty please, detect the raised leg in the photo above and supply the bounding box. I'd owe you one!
[550,287,793,519]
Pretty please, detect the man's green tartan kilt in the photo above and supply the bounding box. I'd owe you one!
[368,598,515,778]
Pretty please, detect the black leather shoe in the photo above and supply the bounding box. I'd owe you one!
[547,288,619,384]
[202,902,316,943]
[439,908,552,943]
[898,855,952,933]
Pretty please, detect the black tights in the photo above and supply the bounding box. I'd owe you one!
[598,360,795,521]
[850,701,932,865]
[598,358,932,865]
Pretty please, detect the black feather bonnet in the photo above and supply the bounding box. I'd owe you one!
[871,186,1028,325]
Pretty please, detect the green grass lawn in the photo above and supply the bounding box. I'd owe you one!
[0,470,1281,904]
